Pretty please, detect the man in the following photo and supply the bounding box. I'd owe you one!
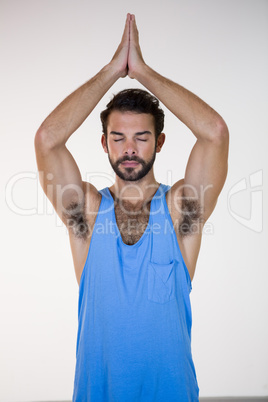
[35,13,229,401]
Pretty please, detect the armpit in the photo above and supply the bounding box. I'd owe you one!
[178,197,204,237]
[63,201,90,241]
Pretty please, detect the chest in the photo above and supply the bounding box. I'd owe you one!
[114,201,152,245]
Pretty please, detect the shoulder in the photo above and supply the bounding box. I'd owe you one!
[165,179,184,212]
[82,181,103,225]
[82,181,102,205]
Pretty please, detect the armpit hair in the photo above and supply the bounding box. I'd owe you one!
[178,197,204,237]
[63,201,90,241]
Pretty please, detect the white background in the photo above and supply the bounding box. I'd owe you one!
[1,0,268,400]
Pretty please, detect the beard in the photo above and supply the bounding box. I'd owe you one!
[108,148,157,182]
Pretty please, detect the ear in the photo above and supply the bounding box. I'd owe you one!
[101,134,108,153]
[156,133,165,153]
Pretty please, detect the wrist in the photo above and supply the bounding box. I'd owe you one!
[130,62,150,81]
[102,62,123,81]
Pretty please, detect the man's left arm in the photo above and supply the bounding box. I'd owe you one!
[128,15,229,223]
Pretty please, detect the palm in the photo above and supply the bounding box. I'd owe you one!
[111,43,128,78]
[110,14,145,79]
[110,14,130,78]
[128,15,145,79]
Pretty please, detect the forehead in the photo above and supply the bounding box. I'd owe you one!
[107,111,154,132]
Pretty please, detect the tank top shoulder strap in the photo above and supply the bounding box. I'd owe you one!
[97,187,114,216]
[98,187,110,200]
[150,184,173,264]
[150,183,171,217]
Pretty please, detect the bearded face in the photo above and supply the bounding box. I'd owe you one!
[107,147,157,182]
[102,111,161,182]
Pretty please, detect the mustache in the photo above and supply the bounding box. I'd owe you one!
[116,156,145,165]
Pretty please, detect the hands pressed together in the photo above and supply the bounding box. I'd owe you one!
[110,14,146,79]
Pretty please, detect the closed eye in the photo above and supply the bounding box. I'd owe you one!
[113,138,147,142]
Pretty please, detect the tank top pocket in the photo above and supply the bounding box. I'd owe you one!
[147,260,175,304]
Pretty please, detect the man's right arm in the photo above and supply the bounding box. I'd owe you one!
[36,65,122,149]
[34,14,131,229]
[34,66,120,229]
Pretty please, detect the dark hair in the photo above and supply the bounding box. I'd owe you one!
[100,88,164,140]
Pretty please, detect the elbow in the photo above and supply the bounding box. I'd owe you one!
[211,117,229,144]
[34,126,57,151]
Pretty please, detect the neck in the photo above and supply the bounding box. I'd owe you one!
[109,171,160,205]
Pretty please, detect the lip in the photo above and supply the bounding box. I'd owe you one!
[121,161,140,167]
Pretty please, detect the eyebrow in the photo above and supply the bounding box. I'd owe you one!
[110,131,152,136]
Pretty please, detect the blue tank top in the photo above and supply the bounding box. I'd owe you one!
[72,183,199,401]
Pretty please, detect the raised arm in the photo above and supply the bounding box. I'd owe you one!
[36,15,131,149]
[128,15,229,226]
[34,14,131,230]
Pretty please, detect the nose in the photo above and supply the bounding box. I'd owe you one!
[124,139,137,156]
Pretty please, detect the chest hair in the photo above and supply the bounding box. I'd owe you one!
[114,200,152,245]
[64,195,202,243]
